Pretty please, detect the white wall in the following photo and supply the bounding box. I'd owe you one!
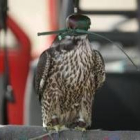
[8,0,50,55]
[80,0,138,31]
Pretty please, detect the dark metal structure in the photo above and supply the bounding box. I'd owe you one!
[60,0,140,48]
[0,0,15,124]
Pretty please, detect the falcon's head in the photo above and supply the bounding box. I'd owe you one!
[66,14,91,31]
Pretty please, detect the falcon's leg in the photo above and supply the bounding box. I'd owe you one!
[42,90,62,132]
[48,116,68,132]
[75,96,93,131]
[75,112,86,131]
[43,115,60,133]
[51,115,60,132]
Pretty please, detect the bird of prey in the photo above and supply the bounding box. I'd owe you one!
[35,14,105,132]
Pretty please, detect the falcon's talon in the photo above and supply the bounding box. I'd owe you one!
[75,126,86,132]
[53,125,61,132]
[59,125,69,131]
[46,125,53,130]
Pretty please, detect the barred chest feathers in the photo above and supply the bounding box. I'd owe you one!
[55,35,94,85]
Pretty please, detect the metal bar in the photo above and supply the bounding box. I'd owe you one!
[136,0,140,49]
[79,10,136,18]
[88,31,138,46]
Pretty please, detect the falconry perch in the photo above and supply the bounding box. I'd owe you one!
[35,14,106,132]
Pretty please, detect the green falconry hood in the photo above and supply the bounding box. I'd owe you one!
[66,14,91,31]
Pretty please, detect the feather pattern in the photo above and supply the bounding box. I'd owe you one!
[35,34,105,128]
[35,51,51,102]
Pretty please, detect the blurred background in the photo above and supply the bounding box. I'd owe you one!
[0,0,140,130]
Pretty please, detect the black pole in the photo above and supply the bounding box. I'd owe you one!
[0,0,8,30]
[0,0,14,124]
[73,0,79,13]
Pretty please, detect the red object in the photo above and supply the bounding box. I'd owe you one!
[0,15,31,124]
[47,0,58,45]
[48,0,59,36]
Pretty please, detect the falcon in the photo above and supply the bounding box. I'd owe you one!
[35,14,105,131]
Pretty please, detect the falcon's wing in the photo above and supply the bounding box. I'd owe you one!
[93,50,106,90]
[35,50,51,102]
